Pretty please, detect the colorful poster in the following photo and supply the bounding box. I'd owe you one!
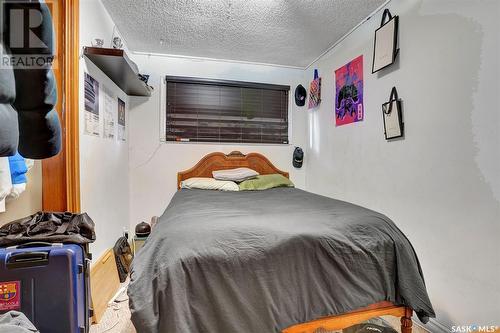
[117,98,126,142]
[84,72,100,136]
[334,55,364,126]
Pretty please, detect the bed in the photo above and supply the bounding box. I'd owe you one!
[128,151,434,333]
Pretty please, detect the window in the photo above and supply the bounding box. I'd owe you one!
[165,76,289,144]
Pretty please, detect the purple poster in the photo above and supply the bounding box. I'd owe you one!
[334,55,364,126]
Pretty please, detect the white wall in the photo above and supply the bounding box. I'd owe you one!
[303,0,499,328]
[80,0,130,259]
[127,54,307,231]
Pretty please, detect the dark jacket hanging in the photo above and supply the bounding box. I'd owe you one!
[0,0,61,159]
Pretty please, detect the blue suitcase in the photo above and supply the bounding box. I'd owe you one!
[0,242,91,333]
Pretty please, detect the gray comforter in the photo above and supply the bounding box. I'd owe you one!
[129,188,434,333]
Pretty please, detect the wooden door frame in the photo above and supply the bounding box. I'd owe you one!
[42,0,80,212]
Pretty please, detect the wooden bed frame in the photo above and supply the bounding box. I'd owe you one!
[177,151,289,189]
[177,151,414,333]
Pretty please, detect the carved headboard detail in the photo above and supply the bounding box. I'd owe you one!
[177,151,289,189]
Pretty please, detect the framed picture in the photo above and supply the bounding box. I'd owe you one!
[382,87,404,140]
[372,9,399,73]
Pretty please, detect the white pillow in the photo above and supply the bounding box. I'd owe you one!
[212,167,259,182]
[180,177,239,191]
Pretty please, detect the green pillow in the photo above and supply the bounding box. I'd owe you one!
[239,174,294,191]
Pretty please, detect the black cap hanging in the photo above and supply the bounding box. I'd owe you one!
[294,85,307,106]
[293,147,304,168]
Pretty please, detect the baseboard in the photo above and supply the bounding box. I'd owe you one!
[415,318,450,333]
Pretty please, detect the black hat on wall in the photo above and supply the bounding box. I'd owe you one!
[294,85,307,106]
[293,147,304,168]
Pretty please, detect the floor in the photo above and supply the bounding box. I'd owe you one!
[90,286,429,333]
[89,283,135,333]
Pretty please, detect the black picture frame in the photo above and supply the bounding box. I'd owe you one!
[372,9,399,73]
[382,87,404,140]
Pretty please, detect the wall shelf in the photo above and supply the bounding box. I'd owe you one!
[83,47,152,97]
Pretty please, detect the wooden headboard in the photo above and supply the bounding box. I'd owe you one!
[177,151,289,189]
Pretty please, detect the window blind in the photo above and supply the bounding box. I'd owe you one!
[166,76,289,144]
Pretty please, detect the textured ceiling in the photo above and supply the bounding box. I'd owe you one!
[101,0,386,68]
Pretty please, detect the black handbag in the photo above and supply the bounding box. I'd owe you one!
[0,211,96,247]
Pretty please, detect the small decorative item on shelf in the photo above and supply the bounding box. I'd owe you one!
[382,87,404,140]
[372,8,399,73]
[112,36,123,49]
[138,74,150,84]
[91,38,104,48]
[308,69,321,109]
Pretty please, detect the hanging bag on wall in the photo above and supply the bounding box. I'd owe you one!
[308,69,321,109]
[372,8,399,73]
[382,87,404,140]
